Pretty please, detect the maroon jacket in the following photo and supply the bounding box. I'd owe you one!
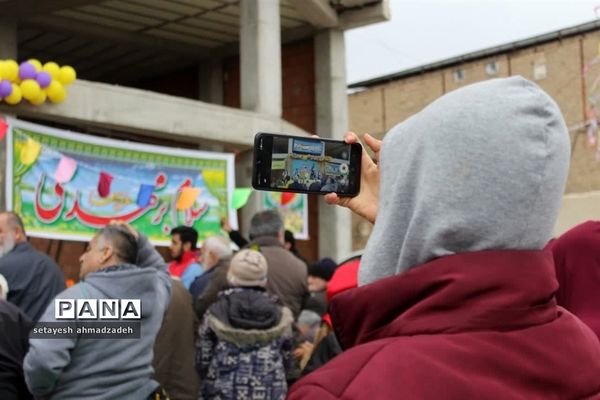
[288,250,600,399]
[547,221,600,339]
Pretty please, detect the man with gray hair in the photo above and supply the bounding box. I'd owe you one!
[247,210,308,319]
[191,235,233,319]
[0,212,65,321]
[24,222,171,400]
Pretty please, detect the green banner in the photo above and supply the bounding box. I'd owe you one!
[262,192,308,240]
[6,119,236,245]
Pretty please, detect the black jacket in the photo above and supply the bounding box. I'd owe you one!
[0,242,65,321]
[0,300,34,399]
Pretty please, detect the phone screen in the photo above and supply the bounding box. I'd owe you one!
[253,133,360,196]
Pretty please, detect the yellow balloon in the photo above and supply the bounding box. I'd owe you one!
[3,60,18,82]
[57,65,76,85]
[20,79,41,101]
[5,84,22,104]
[0,61,6,80]
[42,62,60,80]
[30,90,47,105]
[28,59,42,72]
[46,80,66,103]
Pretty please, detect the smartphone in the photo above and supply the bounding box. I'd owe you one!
[252,132,361,197]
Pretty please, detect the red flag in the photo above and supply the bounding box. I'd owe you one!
[0,118,7,141]
[281,192,295,206]
[97,172,113,198]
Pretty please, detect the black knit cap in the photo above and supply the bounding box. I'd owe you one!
[308,258,337,281]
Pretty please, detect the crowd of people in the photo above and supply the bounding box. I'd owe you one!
[1,76,600,399]
[274,168,350,193]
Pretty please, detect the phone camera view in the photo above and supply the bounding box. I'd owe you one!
[270,137,352,193]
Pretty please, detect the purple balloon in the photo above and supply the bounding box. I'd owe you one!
[19,62,37,80]
[0,80,12,98]
[36,71,51,88]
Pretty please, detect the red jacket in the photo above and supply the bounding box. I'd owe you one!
[288,250,600,399]
[547,221,600,339]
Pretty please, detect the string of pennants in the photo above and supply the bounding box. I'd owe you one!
[0,118,255,211]
[10,132,204,211]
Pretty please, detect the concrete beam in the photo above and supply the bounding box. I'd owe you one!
[21,15,209,60]
[0,80,310,148]
[1,0,106,17]
[340,0,391,30]
[240,0,282,117]
[289,0,338,28]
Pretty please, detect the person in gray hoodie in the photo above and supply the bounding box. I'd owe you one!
[23,222,171,400]
[289,76,600,398]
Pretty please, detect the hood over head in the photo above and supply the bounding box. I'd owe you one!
[83,264,162,318]
[208,288,293,346]
[360,76,570,285]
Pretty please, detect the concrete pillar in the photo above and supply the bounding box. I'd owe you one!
[198,57,223,105]
[238,0,282,237]
[0,17,17,212]
[239,0,282,117]
[315,28,353,261]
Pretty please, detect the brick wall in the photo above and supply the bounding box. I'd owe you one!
[348,29,600,249]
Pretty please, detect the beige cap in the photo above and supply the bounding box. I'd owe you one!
[227,249,268,288]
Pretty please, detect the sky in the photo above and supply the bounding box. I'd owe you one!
[345,0,600,84]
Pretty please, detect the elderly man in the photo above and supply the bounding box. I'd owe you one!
[0,212,65,321]
[24,223,171,400]
[247,210,308,319]
[191,235,233,319]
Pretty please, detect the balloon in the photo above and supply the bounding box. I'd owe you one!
[5,84,22,104]
[46,80,66,103]
[0,80,12,97]
[42,62,60,80]
[3,60,19,82]
[28,59,42,72]
[57,65,76,85]
[19,62,36,80]
[20,79,41,101]
[29,90,47,105]
[36,71,51,88]
[0,61,5,80]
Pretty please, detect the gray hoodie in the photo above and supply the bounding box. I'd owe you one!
[360,76,570,286]
[24,234,171,400]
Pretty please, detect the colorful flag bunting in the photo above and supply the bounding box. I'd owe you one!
[0,118,7,141]
[20,138,41,166]
[176,187,201,210]
[55,156,77,183]
[97,171,113,198]
[136,184,154,208]
[281,192,296,206]
[231,187,253,210]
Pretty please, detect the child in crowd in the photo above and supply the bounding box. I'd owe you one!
[304,258,337,316]
[195,249,294,400]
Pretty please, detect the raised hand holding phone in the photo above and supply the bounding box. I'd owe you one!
[325,132,381,224]
[252,132,362,197]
